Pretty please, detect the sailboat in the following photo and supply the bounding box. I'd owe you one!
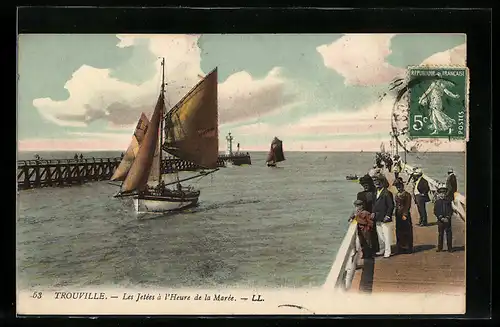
[266,137,285,167]
[113,58,219,214]
[110,113,149,182]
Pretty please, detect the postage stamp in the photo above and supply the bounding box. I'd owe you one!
[407,66,469,139]
[17,32,468,316]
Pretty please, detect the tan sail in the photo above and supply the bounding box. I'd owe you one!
[110,113,150,181]
[163,68,219,169]
[148,135,161,184]
[120,94,165,193]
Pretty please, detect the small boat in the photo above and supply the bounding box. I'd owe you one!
[266,137,285,167]
[346,174,359,181]
[113,58,219,214]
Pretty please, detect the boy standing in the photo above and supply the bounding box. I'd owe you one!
[434,183,454,252]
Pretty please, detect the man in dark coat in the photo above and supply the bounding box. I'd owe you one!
[372,174,394,258]
[446,168,458,202]
[434,184,454,252]
[412,168,431,226]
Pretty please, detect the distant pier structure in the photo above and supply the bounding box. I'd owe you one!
[226,132,234,155]
[220,132,252,166]
[18,145,252,190]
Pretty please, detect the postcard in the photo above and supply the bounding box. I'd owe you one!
[16,33,467,315]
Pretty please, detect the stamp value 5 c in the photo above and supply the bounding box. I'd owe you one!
[407,66,468,139]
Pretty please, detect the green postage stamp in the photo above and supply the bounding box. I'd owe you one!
[407,66,469,139]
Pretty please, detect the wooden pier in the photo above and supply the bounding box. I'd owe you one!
[17,153,252,190]
[348,167,466,295]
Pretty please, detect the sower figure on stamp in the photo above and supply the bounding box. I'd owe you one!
[372,174,394,258]
[350,199,375,259]
[394,177,413,254]
[356,174,380,254]
[434,183,454,252]
[412,168,431,226]
[418,76,460,135]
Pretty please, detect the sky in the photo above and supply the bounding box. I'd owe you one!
[17,33,467,152]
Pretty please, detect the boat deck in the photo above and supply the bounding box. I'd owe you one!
[349,170,466,295]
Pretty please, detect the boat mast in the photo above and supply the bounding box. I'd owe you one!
[160,58,181,187]
[159,57,165,186]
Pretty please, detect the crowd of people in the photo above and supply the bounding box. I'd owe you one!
[349,152,459,260]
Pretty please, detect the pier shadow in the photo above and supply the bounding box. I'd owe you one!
[412,244,436,253]
[413,222,438,227]
[451,245,465,252]
[359,257,375,293]
[385,244,436,256]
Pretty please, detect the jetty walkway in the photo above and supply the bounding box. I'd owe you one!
[326,164,466,296]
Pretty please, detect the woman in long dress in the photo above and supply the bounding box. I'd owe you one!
[394,177,413,253]
[418,79,460,135]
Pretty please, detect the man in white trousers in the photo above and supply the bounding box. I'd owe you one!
[371,174,395,258]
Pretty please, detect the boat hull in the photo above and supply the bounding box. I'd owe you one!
[133,193,199,213]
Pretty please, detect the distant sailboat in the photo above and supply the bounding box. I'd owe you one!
[113,58,219,214]
[266,137,285,167]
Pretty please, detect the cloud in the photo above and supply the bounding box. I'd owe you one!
[420,43,466,66]
[316,34,405,86]
[219,67,299,124]
[235,97,393,139]
[32,34,298,129]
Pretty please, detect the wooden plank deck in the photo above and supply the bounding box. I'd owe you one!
[350,170,466,295]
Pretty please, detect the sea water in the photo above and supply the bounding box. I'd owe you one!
[16,151,465,289]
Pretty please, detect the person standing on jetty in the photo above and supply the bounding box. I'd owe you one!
[394,177,413,254]
[384,155,393,173]
[406,166,418,185]
[356,174,380,254]
[375,153,384,169]
[372,174,394,258]
[393,155,402,179]
[350,199,375,259]
[412,168,431,227]
[434,183,454,252]
[446,168,458,202]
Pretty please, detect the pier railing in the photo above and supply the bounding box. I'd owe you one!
[324,221,359,291]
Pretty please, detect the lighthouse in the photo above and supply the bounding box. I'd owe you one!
[226,132,234,155]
